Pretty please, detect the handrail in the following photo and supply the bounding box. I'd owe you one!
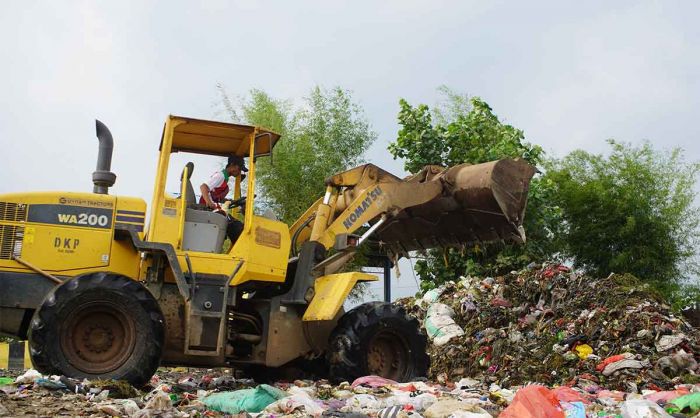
[12,256,62,285]
[244,130,257,231]
[177,165,190,248]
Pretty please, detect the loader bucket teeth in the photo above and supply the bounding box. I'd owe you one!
[374,159,536,253]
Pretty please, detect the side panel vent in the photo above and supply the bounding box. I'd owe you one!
[0,202,28,222]
[0,225,24,260]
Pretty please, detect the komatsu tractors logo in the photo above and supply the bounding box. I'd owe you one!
[342,187,383,229]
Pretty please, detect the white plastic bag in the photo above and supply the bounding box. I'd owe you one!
[425,303,465,346]
[342,394,382,412]
[387,392,438,412]
[15,369,42,384]
[264,392,324,417]
[620,399,673,418]
[422,287,445,304]
[450,409,492,418]
[655,334,686,352]
[424,399,487,418]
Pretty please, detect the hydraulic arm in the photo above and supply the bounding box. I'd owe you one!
[291,158,536,260]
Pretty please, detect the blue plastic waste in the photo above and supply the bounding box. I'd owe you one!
[562,401,586,418]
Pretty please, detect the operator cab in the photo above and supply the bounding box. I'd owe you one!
[148,116,280,255]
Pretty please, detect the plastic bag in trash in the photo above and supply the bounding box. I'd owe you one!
[36,378,67,391]
[422,287,445,304]
[455,378,480,389]
[264,391,325,416]
[602,358,649,376]
[425,303,465,346]
[144,390,172,410]
[449,407,492,418]
[115,399,140,416]
[351,375,399,388]
[643,388,689,404]
[560,401,586,418]
[203,384,286,414]
[378,405,410,418]
[619,399,673,418]
[498,385,565,418]
[98,399,145,417]
[665,392,700,415]
[552,386,590,405]
[407,393,438,412]
[654,334,686,352]
[133,390,187,418]
[15,369,42,384]
[386,392,437,412]
[342,394,382,412]
[596,353,634,372]
[288,384,317,398]
[423,399,487,418]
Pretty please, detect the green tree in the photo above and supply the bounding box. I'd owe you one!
[219,86,377,224]
[218,86,378,300]
[548,140,700,294]
[388,88,563,290]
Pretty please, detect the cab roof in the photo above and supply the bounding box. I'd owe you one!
[160,115,281,157]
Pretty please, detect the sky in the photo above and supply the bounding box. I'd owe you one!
[1,1,698,300]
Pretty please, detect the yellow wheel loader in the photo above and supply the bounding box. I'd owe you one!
[0,116,535,385]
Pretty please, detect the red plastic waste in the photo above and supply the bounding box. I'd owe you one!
[552,386,591,404]
[644,388,690,404]
[499,385,565,418]
[596,390,626,401]
[595,354,629,372]
[399,383,418,392]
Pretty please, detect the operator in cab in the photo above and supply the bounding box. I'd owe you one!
[199,155,246,245]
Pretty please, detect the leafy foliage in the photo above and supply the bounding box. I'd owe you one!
[388,88,563,290]
[389,93,541,173]
[217,86,378,299]
[673,283,700,312]
[219,86,377,224]
[547,140,700,293]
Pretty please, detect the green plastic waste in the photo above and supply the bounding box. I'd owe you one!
[665,392,700,414]
[0,377,14,385]
[203,384,286,414]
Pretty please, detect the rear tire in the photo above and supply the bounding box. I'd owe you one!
[29,272,164,386]
[327,302,429,383]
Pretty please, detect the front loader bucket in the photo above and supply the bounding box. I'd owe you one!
[374,159,536,253]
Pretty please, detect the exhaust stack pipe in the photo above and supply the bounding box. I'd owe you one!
[92,119,117,194]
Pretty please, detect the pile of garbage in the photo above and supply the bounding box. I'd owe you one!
[1,264,698,417]
[398,264,700,391]
[1,368,699,417]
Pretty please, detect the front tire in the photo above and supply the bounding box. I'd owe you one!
[327,302,429,383]
[29,272,164,386]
